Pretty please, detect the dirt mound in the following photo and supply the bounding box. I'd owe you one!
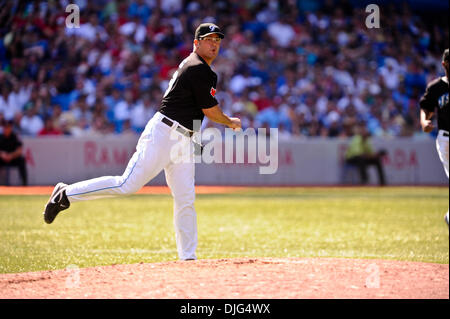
[0,258,448,299]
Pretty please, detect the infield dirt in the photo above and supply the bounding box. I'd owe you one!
[0,257,448,299]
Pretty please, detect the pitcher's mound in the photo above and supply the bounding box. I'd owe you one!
[0,258,448,299]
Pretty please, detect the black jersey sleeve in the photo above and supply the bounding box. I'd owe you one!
[419,78,440,112]
[189,65,219,109]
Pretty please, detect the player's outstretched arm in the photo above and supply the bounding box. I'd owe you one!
[420,109,435,133]
[203,105,241,130]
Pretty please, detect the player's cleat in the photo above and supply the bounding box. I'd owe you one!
[43,183,70,224]
[445,212,449,227]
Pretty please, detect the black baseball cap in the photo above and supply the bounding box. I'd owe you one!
[195,23,225,40]
[443,48,449,62]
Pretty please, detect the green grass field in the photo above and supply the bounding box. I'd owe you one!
[0,187,448,274]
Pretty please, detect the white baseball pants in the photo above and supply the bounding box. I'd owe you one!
[436,130,449,178]
[65,112,197,260]
[436,129,449,220]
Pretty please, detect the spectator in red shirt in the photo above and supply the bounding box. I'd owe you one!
[38,117,62,136]
[253,87,273,111]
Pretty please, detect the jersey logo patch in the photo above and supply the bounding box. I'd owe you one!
[210,87,216,97]
[438,93,448,109]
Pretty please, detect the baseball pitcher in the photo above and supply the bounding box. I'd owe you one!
[43,23,241,260]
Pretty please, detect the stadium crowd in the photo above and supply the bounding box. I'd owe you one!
[0,0,448,139]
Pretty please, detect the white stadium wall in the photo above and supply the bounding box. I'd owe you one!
[8,136,448,186]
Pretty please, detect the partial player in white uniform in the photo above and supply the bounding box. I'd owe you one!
[419,48,449,227]
[42,23,242,260]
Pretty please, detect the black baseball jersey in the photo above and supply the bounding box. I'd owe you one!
[159,52,218,130]
[419,77,449,132]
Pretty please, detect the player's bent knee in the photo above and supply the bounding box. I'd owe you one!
[115,177,144,195]
[121,183,143,195]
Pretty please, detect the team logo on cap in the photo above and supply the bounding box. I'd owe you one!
[210,87,216,97]
[209,25,216,32]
